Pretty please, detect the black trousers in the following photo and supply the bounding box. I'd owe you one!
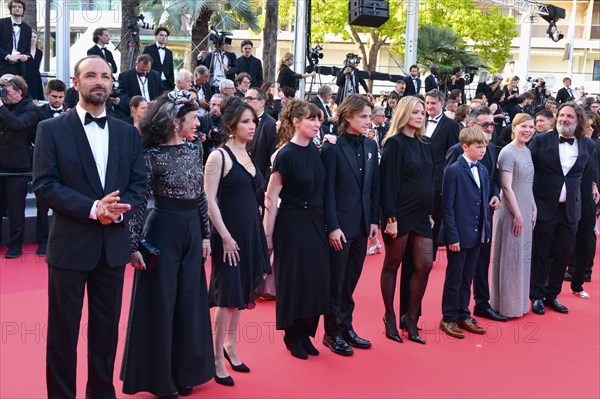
[36,200,50,244]
[431,192,443,260]
[530,205,577,301]
[324,231,368,337]
[570,201,597,292]
[442,245,480,322]
[46,257,125,399]
[473,239,493,310]
[0,176,29,249]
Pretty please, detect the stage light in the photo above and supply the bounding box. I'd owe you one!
[546,21,564,42]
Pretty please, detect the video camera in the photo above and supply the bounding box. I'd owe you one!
[125,14,154,31]
[209,26,233,48]
[343,53,361,68]
[109,83,122,98]
[308,45,324,65]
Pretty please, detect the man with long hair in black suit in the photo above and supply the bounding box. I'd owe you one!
[0,0,31,76]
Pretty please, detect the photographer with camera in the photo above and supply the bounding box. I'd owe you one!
[0,74,39,258]
[87,28,117,74]
[197,27,238,96]
[335,53,369,105]
[532,77,551,109]
[447,67,466,105]
[199,93,225,164]
[277,52,315,91]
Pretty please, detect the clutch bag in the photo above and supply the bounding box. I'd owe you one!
[138,238,160,272]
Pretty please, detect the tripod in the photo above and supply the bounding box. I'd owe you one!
[115,28,141,72]
[306,65,324,100]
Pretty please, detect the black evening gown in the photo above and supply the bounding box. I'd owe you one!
[272,141,330,332]
[24,48,44,101]
[209,146,270,310]
[121,143,215,397]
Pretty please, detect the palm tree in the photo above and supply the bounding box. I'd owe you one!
[417,24,483,72]
[142,0,260,70]
[23,0,37,29]
[262,1,278,83]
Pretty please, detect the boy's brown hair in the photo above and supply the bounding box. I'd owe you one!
[459,127,488,146]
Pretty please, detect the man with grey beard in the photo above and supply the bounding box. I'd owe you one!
[528,102,597,315]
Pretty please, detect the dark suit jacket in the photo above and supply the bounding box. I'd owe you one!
[197,51,238,82]
[440,156,491,248]
[404,75,421,95]
[321,135,380,238]
[555,87,573,104]
[311,95,337,138]
[335,68,369,105]
[429,114,460,192]
[445,142,500,200]
[424,74,443,93]
[142,43,175,89]
[118,68,161,101]
[0,95,39,172]
[0,17,31,76]
[87,44,117,74]
[246,112,278,178]
[529,131,595,224]
[32,109,146,269]
[236,54,263,87]
[37,104,67,121]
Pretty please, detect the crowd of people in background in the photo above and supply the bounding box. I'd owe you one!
[1,1,599,398]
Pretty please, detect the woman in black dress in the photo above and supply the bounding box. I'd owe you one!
[122,91,215,398]
[263,99,329,360]
[380,96,434,345]
[25,30,44,101]
[204,97,270,386]
[276,52,315,90]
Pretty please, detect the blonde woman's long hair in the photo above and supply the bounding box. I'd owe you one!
[382,96,426,147]
[279,52,294,72]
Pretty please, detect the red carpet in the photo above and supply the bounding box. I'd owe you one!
[1,242,599,399]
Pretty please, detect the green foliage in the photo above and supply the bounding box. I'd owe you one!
[417,25,482,71]
[141,0,261,34]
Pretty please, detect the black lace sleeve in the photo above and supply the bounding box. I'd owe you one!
[129,148,155,252]
[198,149,211,239]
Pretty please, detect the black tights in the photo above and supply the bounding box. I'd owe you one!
[381,233,433,326]
[284,316,320,340]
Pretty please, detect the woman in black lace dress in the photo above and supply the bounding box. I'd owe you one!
[121,91,215,398]
[204,97,270,386]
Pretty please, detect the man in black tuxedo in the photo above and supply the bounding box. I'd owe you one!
[0,74,39,258]
[425,89,460,259]
[335,57,369,105]
[35,79,68,256]
[311,85,337,139]
[33,55,146,399]
[528,102,596,315]
[404,64,421,96]
[87,27,117,74]
[445,107,505,321]
[424,64,444,94]
[236,39,263,88]
[118,54,161,102]
[0,0,31,76]
[555,77,575,105]
[244,88,278,179]
[370,105,388,147]
[197,38,238,95]
[142,27,175,92]
[321,95,379,356]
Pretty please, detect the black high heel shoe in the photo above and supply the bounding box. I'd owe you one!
[223,348,250,372]
[400,315,426,345]
[400,317,422,331]
[214,375,234,386]
[382,316,403,343]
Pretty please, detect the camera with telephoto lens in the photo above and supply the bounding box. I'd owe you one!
[343,53,361,69]
[0,86,7,99]
[208,126,228,143]
[125,14,154,30]
[209,26,233,48]
[309,45,324,65]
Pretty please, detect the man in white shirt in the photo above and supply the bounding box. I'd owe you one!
[87,27,117,74]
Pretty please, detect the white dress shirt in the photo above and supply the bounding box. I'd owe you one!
[156,42,167,81]
[558,135,578,203]
[463,154,481,189]
[426,113,442,138]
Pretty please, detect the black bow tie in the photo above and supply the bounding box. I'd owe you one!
[84,113,107,129]
[158,46,165,50]
[428,119,438,124]
[13,22,20,27]
[470,161,479,169]
[559,136,574,145]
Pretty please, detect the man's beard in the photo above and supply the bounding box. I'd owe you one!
[82,88,108,105]
[556,124,575,136]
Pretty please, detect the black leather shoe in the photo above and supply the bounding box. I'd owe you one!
[223,349,250,372]
[214,375,234,386]
[4,247,22,259]
[473,307,508,322]
[543,298,569,314]
[531,299,545,315]
[177,386,193,396]
[323,335,353,356]
[342,330,372,349]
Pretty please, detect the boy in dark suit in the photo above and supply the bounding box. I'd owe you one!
[142,26,175,92]
[439,128,490,339]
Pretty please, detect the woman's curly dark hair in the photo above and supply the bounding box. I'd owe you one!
[140,90,199,148]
